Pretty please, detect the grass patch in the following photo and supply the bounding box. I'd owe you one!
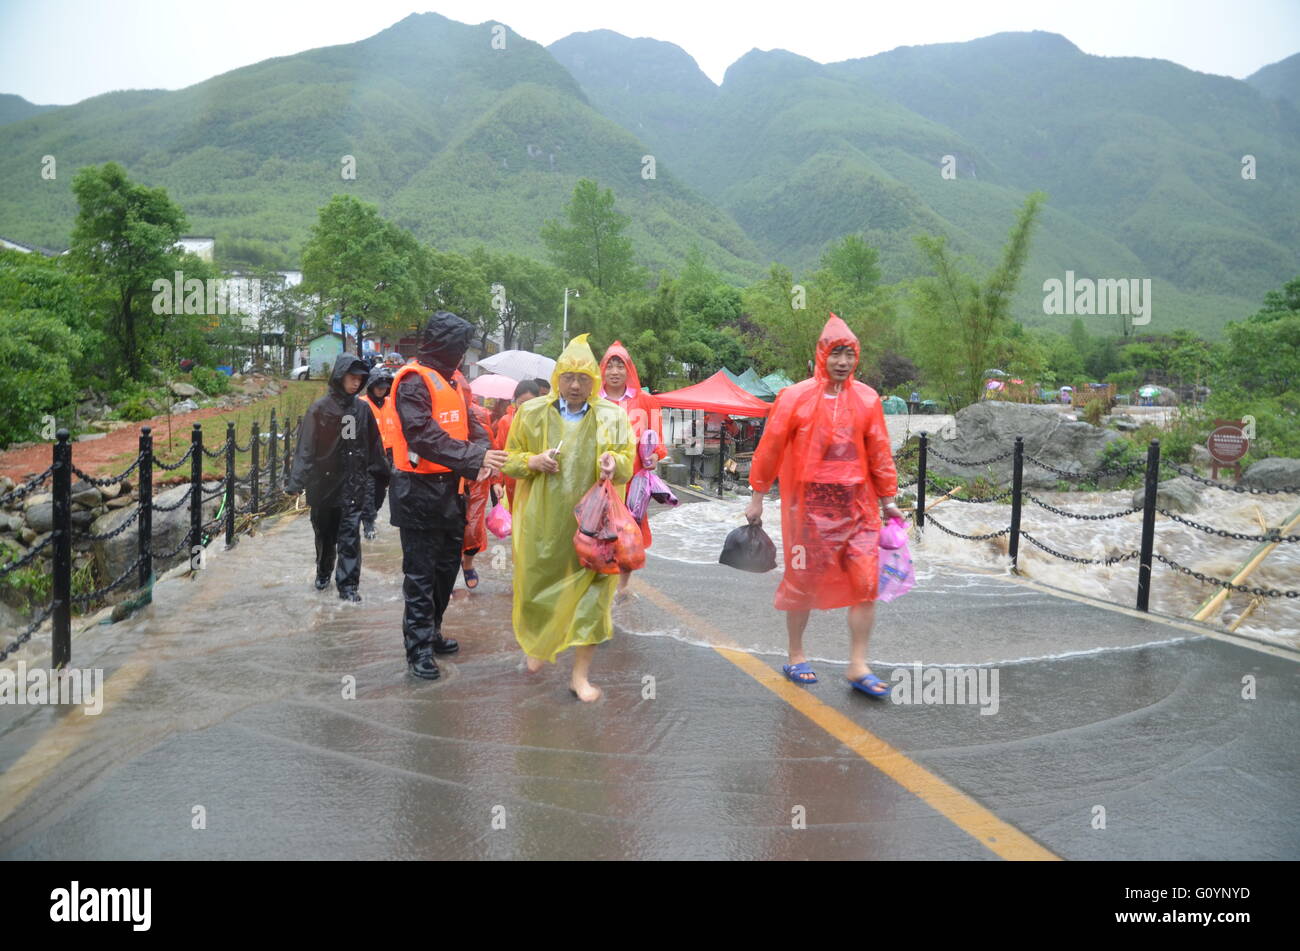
[109,379,324,480]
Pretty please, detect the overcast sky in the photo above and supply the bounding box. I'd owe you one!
[2,0,1297,105]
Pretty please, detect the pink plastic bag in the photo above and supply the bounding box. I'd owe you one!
[625,469,680,522]
[879,515,908,550]
[486,501,512,539]
[877,541,915,602]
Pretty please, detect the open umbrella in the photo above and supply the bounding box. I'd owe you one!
[985,379,1005,390]
[984,369,1008,378]
[1138,385,1161,398]
[478,349,556,382]
[466,373,521,401]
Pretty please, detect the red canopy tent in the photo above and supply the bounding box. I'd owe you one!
[655,371,773,417]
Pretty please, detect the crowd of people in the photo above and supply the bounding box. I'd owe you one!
[285,311,900,702]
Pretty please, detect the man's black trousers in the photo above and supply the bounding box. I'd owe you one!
[310,504,362,592]
[399,523,465,661]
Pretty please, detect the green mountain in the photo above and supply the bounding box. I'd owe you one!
[0,13,763,282]
[550,30,1300,336]
[0,93,60,126]
[2,16,1296,337]
[1247,53,1300,108]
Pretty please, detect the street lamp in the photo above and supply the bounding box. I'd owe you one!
[562,287,580,347]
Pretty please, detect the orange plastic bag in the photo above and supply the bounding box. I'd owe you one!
[573,479,645,574]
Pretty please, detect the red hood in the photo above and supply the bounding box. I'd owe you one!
[599,340,643,393]
[814,314,860,383]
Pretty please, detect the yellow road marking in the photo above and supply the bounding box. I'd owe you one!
[636,579,1060,861]
[0,510,305,828]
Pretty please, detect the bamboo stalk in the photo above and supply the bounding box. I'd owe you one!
[1193,505,1300,622]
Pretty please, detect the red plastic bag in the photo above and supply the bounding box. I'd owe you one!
[573,480,645,574]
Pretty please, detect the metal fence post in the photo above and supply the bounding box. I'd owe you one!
[190,423,203,560]
[1009,436,1024,572]
[138,426,153,590]
[225,422,236,548]
[51,430,72,669]
[269,409,279,498]
[1136,439,1161,612]
[250,420,261,516]
[916,433,928,529]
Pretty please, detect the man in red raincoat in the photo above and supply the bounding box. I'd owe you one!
[599,341,667,596]
[744,315,902,697]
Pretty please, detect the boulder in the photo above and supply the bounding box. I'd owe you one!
[1111,416,1140,432]
[70,481,102,507]
[23,491,51,512]
[1190,445,1213,467]
[1131,476,1203,513]
[106,495,135,509]
[25,501,53,534]
[169,381,203,398]
[70,508,95,529]
[0,513,21,533]
[927,401,1125,489]
[90,481,222,599]
[99,480,122,500]
[1240,458,1300,492]
[20,528,36,544]
[0,475,14,494]
[171,399,200,414]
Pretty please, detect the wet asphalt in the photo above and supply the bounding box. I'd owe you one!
[0,499,1296,860]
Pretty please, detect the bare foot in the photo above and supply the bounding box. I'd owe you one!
[524,655,544,673]
[569,680,602,702]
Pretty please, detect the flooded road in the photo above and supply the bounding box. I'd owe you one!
[2,496,1297,860]
[649,491,1300,651]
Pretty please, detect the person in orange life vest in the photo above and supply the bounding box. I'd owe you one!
[744,315,902,698]
[598,341,667,596]
[358,365,396,540]
[389,312,509,681]
[455,371,499,590]
[495,378,541,509]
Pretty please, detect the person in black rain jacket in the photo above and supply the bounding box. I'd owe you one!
[389,311,508,679]
[285,353,388,601]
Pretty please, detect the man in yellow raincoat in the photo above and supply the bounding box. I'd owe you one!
[503,335,635,702]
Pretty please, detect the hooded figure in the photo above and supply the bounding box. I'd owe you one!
[389,311,497,680]
[749,315,898,610]
[359,364,397,536]
[502,334,635,699]
[746,315,900,696]
[285,352,388,599]
[599,341,667,550]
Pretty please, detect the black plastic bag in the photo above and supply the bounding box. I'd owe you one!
[719,523,778,573]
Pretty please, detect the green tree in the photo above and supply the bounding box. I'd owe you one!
[541,179,642,294]
[0,311,82,446]
[819,234,881,297]
[300,195,417,351]
[69,162,188,380]
[908,192,1045,409]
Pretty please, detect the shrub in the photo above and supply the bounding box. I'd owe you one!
[190,366,231,396]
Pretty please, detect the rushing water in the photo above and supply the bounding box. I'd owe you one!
[648,490,1300,650]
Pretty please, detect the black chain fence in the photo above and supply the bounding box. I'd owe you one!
[906,434,1299,614]
[1,414,303,665]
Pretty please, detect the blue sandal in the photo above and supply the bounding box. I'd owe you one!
[782,662,818,685]
[463,567,479,589]
[849,672,890,699]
